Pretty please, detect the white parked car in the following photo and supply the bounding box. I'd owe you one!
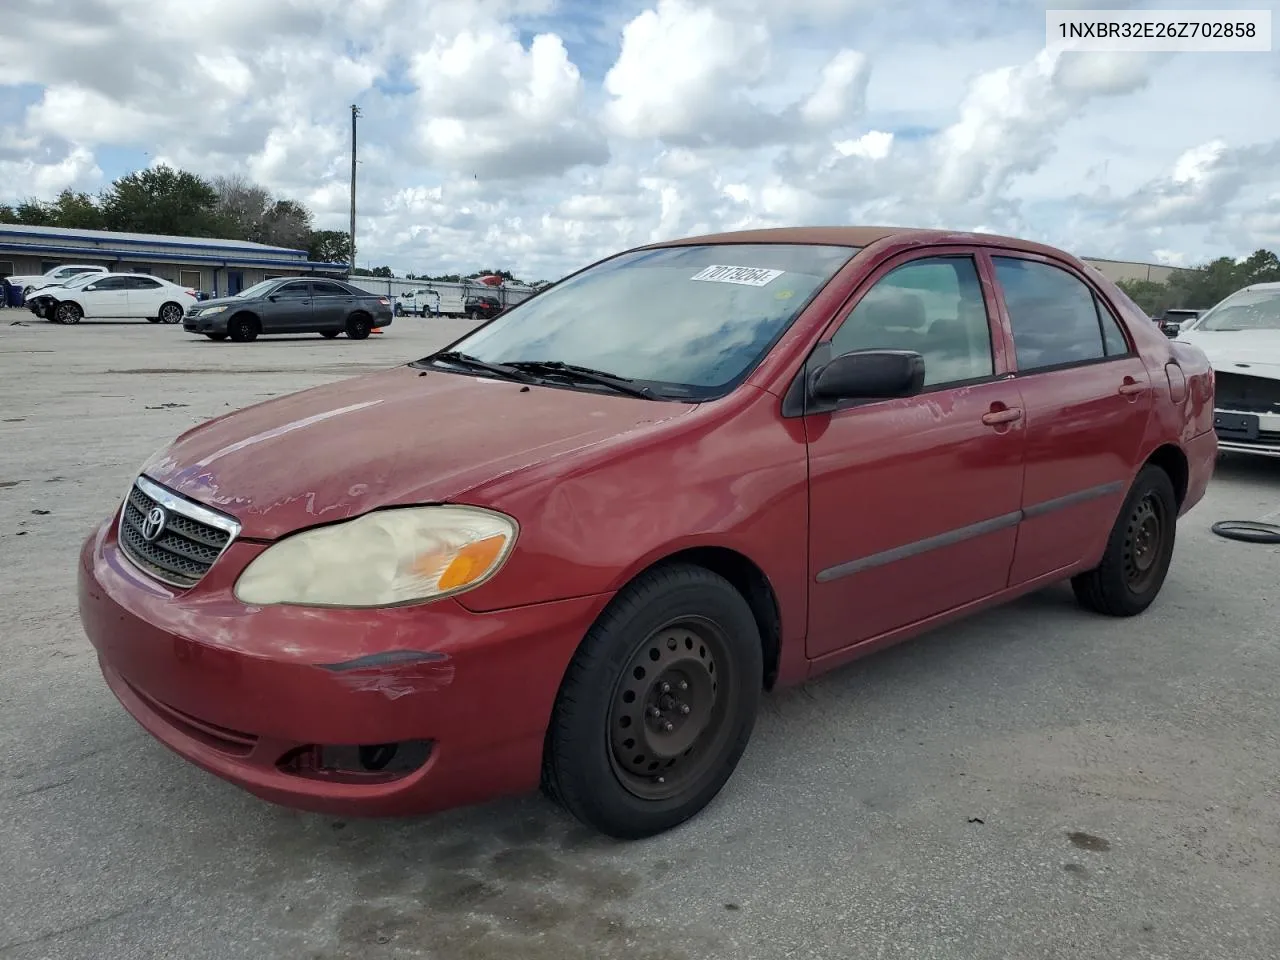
[6,263,107,296]
[27,272,198,325]
[1175,281,1280,458]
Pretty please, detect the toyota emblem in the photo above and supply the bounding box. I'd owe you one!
[141,505,168,542]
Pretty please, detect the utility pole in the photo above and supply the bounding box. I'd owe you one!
[349,104,361,275]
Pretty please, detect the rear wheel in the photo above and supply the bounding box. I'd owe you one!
[228,313,259,342]
[55,302,82,324]
[158,302,184,324]
[1071,465,1178,617]
[345,313,372,339]
[542,563,762,839]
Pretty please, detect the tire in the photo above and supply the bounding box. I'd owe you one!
[320,330,340,339]
[542,563,763,839]
[55,302,83,325]
[158,302,184,324]
[345,313,372,339]
[227,313,259,343]
[1071,464,1178,617]
[205,333,228,341]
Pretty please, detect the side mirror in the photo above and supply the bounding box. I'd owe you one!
[811,349,926,402]
[1160,322,1179,338]
[268,295,279,302]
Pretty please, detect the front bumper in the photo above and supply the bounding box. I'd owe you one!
[77,511,609,817]
[1214,406,1280,458]
[183,311,229,334]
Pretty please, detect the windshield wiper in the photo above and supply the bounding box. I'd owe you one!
[418,350,538,383]
[503,360,657,399]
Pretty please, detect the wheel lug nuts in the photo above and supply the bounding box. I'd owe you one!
[660,682,671,694]
[647,706,661,718]
[662,721,674,732]
[679,703,691,715]
[678,680,688,691]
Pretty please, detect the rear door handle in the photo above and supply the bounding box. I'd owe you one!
[981,407,1023,426]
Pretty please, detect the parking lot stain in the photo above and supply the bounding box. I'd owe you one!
[1067,831,1112,852]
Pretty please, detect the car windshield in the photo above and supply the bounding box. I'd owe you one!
[1195,288,1280,331]
[235,280,280,299]
[436,243,858,398]
[61,273,103,289]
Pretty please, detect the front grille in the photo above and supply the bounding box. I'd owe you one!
[118,476,240,588]
[1214,372,1280,414]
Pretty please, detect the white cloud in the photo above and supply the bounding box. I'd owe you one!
[0,0,1278,281]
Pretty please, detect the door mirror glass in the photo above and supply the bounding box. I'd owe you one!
[812,349,926,402]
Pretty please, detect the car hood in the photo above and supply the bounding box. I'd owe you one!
[1176,329,1280,380]
[140,364,693,540]
[192,294,261,310]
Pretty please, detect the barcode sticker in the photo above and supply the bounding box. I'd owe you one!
[690,265,784,287]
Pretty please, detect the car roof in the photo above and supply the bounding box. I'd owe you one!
[639,225,1085,262]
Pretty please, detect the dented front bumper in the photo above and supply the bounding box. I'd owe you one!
[77,510,609,817]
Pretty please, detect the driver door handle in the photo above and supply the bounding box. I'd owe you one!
[982,407,1023,426]
[1118,381,1145,396]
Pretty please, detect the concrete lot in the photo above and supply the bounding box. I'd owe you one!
[1,312,1278,960]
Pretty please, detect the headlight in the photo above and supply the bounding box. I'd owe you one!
[234,505,518,608]
[198,305,228,316]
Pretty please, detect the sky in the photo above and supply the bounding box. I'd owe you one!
[1,0,1278,281]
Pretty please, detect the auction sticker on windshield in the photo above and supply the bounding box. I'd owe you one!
[690,265,784,286]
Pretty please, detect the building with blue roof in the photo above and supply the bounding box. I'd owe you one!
[0,223,348,298]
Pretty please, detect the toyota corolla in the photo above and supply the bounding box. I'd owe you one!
[78,226,1218,839]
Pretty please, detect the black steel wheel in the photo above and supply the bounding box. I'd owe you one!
[543,563,762,839]
[55,302,82,324]
[228,313,259,342]
[1072,464,1177,617]
[159,302,184,324]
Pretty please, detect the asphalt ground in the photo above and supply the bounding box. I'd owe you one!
[1,311,1278,960]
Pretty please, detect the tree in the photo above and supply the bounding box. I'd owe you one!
[211,175,314,249]
[1115,279,1174,316]
[49,189,107,229]
[100,165,221,236]
[307,229,351,264]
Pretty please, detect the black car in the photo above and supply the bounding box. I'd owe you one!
[464,294,503,320]
[182,277,394,342]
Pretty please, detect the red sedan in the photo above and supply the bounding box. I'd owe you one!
[78,226,1218,839]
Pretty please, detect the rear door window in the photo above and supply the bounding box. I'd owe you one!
[992,257,1128,371]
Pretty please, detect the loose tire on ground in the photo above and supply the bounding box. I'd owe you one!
[542,562,763,839]
[346,313,372,339]
[228,314,259,342]
[1072,464,1178,617]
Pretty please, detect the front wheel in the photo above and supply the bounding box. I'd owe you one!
[542,563,762,839]
[55,302,83,324]
[1071,464,1178,617]
[227,314,259,342]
